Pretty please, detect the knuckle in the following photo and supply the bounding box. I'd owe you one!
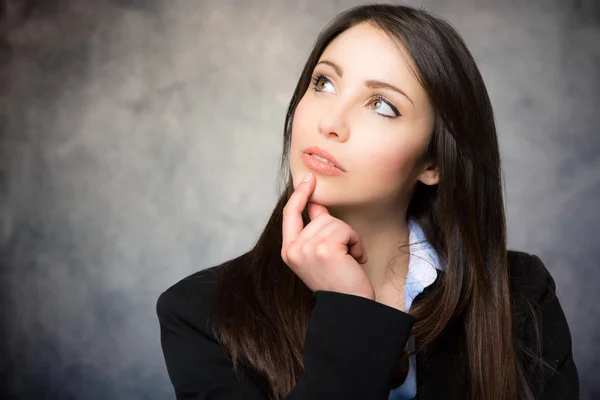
[314,242,331,259]
[286,241,301,260]
[300,242,312,257]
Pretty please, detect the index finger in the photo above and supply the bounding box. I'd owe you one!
[282,173,315,251]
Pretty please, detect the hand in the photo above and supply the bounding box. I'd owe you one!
[281,172,375,300]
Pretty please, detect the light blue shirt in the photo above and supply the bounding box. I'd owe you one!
[388,219,443,400]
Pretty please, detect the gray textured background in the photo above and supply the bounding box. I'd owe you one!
[1,0,599,399]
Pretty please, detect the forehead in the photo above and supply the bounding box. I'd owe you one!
[323,23,407,59]
[318,23,424,100]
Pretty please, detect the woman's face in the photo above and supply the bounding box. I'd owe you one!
[290,22,438,211]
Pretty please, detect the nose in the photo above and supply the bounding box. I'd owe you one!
[317,104,350,142]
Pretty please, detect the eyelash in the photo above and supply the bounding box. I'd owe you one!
[310,72,401,119]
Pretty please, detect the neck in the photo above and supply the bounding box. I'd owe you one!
[327,202,411,293]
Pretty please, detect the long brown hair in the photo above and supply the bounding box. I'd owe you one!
[207,4,535,399]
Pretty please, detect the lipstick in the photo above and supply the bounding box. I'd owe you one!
[302,147,345,176]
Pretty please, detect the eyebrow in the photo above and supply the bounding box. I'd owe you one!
[315,60,414,106]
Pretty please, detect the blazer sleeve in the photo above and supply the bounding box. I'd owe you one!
[156,288,416,400]
[524,255,579,399]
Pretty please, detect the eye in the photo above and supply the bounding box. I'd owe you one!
[311,73,335,93]
[310,72,401,119]
[368,95,400,118]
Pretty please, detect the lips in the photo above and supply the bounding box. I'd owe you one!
[303,146,345,172]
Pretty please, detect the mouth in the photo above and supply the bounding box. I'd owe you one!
[301,152,345,175]
[303,146,345,172]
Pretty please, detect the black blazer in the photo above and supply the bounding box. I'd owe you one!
[156,250,579,399]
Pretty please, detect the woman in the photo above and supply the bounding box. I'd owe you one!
[156,4,578,399]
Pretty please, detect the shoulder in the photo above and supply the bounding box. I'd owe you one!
[155,250,252,333]
[506,247,577,368]
[507,250,558,303]
[506,250,571,352]
[505,252,579,397]
[506,249,565,333]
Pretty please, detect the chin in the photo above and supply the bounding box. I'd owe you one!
[307,182,340,206]
[307,188,326,204]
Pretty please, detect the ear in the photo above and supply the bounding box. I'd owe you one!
[416,162,439,186]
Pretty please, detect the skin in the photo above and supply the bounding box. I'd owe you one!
[286,22,439,311]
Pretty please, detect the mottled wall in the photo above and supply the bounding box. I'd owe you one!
[1,0,598,398]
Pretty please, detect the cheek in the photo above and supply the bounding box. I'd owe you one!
[349,146,419,201]
[290,96,319,161]
[359,143,417,181]
[289,98,313,185]
[291,97,312,137]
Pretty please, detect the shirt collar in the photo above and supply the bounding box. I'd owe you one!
[404,218,443,310]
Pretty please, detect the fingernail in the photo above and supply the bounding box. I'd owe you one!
[302,173,313,182]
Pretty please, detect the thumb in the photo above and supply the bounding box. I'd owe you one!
[308,202,330,221]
